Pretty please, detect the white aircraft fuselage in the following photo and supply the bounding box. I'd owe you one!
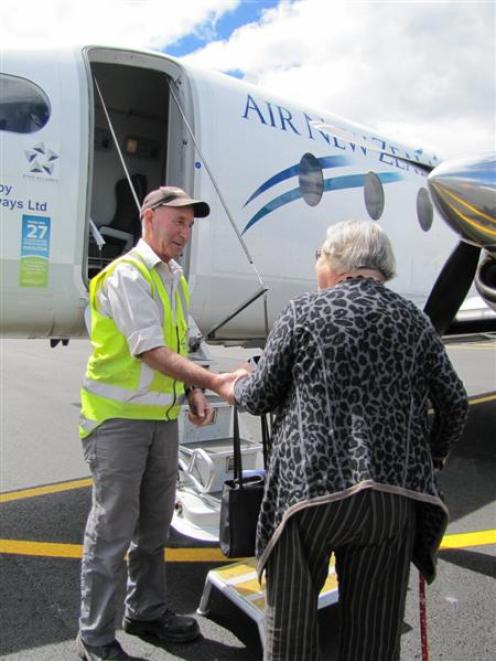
[0,45,480,340]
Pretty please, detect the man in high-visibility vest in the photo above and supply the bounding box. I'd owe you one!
[77,186,236,661]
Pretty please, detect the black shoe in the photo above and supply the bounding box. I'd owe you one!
[76,633,143,660]
[122,609,200,644]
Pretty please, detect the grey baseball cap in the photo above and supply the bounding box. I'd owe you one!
[140,186,210,218]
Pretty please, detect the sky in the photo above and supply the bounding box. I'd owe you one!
[1,0,494,160]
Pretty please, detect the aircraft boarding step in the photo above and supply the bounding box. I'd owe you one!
[172,396,264,541]
[197,557,339,647]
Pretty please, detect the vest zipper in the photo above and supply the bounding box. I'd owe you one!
[164,321,181,421]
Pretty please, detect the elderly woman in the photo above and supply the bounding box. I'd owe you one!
[222,220,468,661]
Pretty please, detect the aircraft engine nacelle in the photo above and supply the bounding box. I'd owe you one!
[475,252,496,312]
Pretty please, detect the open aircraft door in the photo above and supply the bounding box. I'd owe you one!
[83,48,194,281]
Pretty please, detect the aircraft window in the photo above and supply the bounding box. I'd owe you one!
[0,74,50,133]
[299,153,324,206]
[417,187,433,232]
[364,171,384,220]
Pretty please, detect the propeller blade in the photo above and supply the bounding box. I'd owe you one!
[423,241,481,334]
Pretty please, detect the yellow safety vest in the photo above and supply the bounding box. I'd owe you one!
[79,252,189,438]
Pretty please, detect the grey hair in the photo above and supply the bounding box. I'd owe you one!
[321,220,396,281]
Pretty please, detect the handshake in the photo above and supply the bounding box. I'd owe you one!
[141,347,260,428]
[186,358,257,427]
[211,366,252,405]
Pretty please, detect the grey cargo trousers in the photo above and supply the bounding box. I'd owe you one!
[79,418,178,647]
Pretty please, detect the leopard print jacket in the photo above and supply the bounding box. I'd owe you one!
[234,277,468,582]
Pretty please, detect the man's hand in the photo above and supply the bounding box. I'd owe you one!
[187,389,215,427]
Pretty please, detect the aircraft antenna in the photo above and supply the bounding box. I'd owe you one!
[93,77,141,212]
[169,84,266,291]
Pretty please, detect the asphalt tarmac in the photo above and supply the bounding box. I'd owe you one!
[0,336,495,660]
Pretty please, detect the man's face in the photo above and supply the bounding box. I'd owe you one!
[143,205,195,262]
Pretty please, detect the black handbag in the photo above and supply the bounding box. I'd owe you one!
[219,407,269,558]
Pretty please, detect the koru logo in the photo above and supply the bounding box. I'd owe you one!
[24,142,59,176]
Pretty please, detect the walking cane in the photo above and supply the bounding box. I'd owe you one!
[419,572,430,661]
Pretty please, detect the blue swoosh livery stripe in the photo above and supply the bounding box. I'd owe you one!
[244,155,350,207]
[241,171,404,235]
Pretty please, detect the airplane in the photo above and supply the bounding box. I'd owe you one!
[1,44,494,538]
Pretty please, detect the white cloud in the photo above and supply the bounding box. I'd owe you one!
[183,0,496,159]
[0,0,239,49]
[1,0,494,160]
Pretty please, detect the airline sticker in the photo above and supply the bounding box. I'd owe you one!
[19,215,51,287]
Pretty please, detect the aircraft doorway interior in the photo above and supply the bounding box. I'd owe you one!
[86,62,171,280]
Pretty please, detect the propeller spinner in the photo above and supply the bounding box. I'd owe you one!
[427,153,496,251]
[425,153,496,332]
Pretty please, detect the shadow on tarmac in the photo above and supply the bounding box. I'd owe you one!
[438,548,496,579]
[0,551,265,659]
[437,398,496,525]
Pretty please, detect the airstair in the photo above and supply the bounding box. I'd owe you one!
[173,395,264,541]
[197,557,339,647]
[172,323,264,541]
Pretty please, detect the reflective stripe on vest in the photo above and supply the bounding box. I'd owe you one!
[82,377,175,407]
[79,416,100,436]
[79,251,189,438]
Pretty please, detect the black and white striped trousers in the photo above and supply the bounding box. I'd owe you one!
[264,489,416,661]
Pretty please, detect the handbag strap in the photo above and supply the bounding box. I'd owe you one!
[232,406,271,485]
[232,405,243,485]
[261,413,270,470]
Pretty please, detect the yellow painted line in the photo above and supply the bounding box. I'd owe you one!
[1,530,494,560]
[0,478,92,504]
[0,539,229,562]
[429,392,495,414]
[449,343,496,350]
[165,547,231,563]
[0,540,83,559]
[0,393,493,505]
[439,529,496,550]
[468,393,496,406]
[448,344,496,352]
[0,393,493,564]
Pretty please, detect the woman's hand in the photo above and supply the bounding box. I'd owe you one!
[212,369,250,405]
